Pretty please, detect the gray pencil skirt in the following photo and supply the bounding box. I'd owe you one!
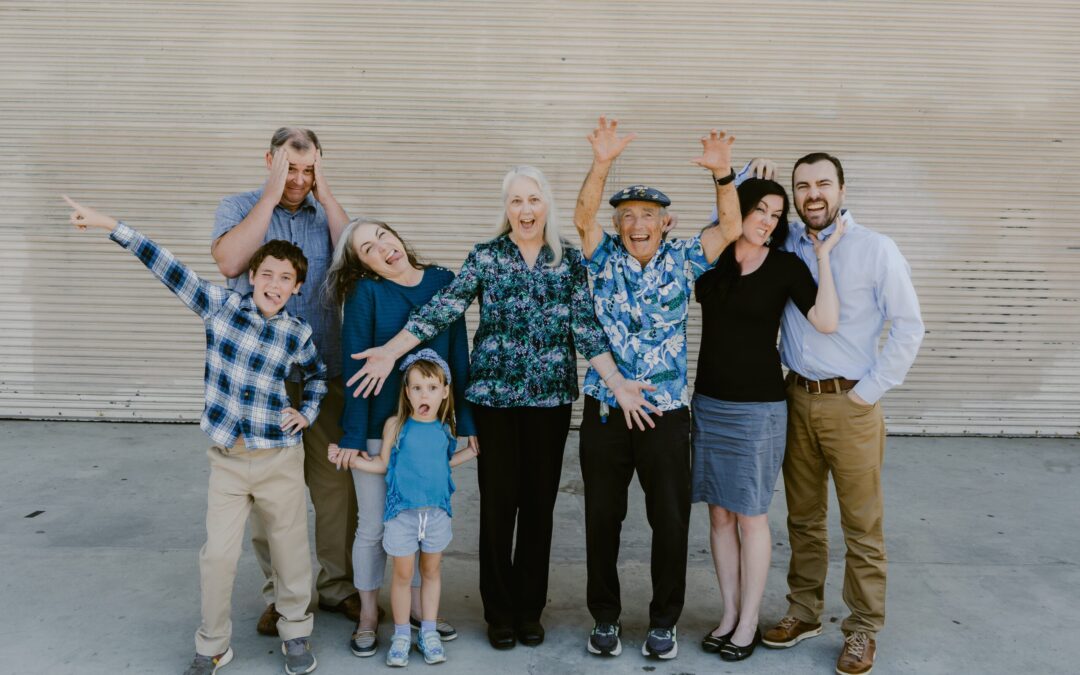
[690,393,787,516]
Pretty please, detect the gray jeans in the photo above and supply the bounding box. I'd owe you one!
[351,439,420,591]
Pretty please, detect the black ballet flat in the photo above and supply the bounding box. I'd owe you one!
[702,625,735,653]
[719,628,761,661]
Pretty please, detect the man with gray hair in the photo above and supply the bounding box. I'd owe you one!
[573,116,741,660]
[211,127,360,634]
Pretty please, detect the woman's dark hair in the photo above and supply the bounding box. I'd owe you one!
[696,178,790,304]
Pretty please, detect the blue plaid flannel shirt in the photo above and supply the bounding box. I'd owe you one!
[110,222,328,449]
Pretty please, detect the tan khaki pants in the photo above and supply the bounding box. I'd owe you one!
[783,376,887,635]
[196,439,313,655]
[252,378,358,606]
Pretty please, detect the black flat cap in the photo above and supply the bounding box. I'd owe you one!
[609,184,671,208]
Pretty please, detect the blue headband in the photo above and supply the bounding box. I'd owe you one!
[398,348,451,384]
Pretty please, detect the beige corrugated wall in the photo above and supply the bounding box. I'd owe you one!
[2,1,1078,435]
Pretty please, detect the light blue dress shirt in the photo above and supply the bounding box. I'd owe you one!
[779,213,924,404]
[211,189,341,379]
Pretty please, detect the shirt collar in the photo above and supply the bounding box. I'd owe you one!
[797,209,848,245]
[253,188,318,213]
[498,233,554,266]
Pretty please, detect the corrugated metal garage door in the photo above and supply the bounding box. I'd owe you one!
[2,1,1078,435]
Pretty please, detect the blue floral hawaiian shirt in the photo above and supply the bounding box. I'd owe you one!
[583,232,712,411]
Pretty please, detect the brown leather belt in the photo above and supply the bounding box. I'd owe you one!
[792,373,859,394]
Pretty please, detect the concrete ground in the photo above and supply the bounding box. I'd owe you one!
[1,420,1078,674]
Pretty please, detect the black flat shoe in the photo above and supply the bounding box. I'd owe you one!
[487,624,516,650]
[702,625,735,653]
[516,620,545,646]
[719,628,761,662]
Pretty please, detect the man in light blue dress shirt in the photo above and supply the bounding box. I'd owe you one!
[760,153,924,675]
[210,127,361,633]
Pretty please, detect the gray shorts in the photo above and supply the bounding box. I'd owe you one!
[382,507,453,557]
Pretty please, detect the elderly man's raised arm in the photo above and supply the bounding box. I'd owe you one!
[692,129,741,263]
[574,115,637,259]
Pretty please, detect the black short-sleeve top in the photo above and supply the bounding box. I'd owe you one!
[694,249,817,402]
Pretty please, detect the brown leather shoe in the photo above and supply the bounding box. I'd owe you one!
[762,616,823,648]
[257,603,282,636]
[835,631,876,675]
[319,592,362,622]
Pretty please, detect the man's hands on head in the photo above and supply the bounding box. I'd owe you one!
[311,148,334,206]
[264,145,290,204]
[748,157,777,181]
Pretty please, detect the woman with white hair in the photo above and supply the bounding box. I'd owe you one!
[347,165,658,650]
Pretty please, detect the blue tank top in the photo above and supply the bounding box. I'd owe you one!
[384,418,456,522]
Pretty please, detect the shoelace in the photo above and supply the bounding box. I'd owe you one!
[595,623,618,636]
[777,616,801,631]
[844,632,869,659]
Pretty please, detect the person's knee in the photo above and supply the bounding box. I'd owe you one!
[419,554,441,579]
[736,513,769,532]
[201,537,243,569]
[391,557,416,583]
[354,516,385,546]
[710,505,737,531]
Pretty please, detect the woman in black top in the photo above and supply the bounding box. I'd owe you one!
[692,178,844,661]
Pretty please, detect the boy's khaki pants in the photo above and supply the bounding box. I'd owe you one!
[252,378,357,607]
[195,439,313,656]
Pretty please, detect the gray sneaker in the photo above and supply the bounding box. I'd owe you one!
[417,629,447,664]
[386,633,411,667]
[281,637,317,674]
[588,621,622,657]
[183,647,233,675]
[642,626,678,659]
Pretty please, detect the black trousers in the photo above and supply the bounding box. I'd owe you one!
[472,403,572,626]
[579,396,691,629]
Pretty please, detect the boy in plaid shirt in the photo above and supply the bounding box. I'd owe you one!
[64,197,325,675]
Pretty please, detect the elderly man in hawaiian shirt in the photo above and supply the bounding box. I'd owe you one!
[572,116,741,660]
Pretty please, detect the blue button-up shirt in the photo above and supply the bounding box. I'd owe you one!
[779,213,924,404]
[111,223,328,448]
[212,189,341,378]
[583,232,712,411]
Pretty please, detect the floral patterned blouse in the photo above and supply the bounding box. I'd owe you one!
[405,234,608,408]
[583,232,712,411]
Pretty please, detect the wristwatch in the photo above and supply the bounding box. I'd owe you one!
[714,169,736,186]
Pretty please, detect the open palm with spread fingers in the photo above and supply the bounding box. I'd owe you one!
[587,115,637,163]
[691,129,735,175]
[346,344,397,398]
[63,195,118,232]
[610,377,663,431]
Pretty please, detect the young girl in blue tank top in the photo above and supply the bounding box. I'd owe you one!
[329,349,477,667]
